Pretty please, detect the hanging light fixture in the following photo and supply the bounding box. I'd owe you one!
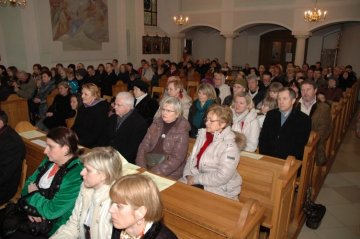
[173,15,189,26]
[0,0,27,8]
[304,0,327,22]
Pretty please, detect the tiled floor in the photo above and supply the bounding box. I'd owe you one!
[298,109,360,239]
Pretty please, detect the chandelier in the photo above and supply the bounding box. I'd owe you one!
[0,0,26,7]
[304,0,327,22]
[173,15,189,26]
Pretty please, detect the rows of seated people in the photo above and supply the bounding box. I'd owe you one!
[0,58,357,238]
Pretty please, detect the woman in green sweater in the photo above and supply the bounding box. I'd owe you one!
[3,127,83,238]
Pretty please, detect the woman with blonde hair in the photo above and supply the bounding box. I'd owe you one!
[72,83,109,148]
[181,105,245,200]
[109,174,177,239]
[154,76,192,119]
[51,147,123,239]
[188,83,217,138]
[231,92,260,152]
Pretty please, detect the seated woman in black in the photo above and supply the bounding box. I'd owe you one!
[72,83,109,148]
[38,81,73,131]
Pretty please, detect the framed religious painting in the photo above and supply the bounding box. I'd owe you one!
[143,35,152,54]
[152,36,161,54]
[161,37,170,54]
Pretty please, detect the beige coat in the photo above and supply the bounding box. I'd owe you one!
[180,126,242,200]
[50,183,112,239]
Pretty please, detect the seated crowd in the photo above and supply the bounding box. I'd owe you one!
[0,58,357,238]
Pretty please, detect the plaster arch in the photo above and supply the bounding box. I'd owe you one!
[233,21,292,33]
[180,24,221,34]
[309,19,360,32]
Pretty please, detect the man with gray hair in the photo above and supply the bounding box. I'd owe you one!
[101,92,148,164]
[247,74,266,107]
[13,70,36,99]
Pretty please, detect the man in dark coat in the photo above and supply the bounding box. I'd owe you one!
[133,79,159,126]
[101,92,148,164]
[0,110,26,204]
[259,87,311,160]
[101,63,118,97]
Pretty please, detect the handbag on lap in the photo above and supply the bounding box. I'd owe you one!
[145,153,167,168]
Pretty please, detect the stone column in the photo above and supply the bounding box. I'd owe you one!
[221,32,237,67]
[170,33,185,62]
[293,31,311,66]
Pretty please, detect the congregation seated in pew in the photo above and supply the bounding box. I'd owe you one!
[72,83,109,148]
[1,127,83,238]
[133,79,159,126]
[296,80,332,166]
[38,81,73,131]
[154,76,192,120]
[259,87,311,160]
[180,105,246,200]
[136,96,190,180]
[231,92,260,152]
[51,147,123,239]
[110,174,178,239]
[188,83,217,138]
[101,92,148,165]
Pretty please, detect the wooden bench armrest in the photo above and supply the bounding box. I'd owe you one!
[233,199,265,238]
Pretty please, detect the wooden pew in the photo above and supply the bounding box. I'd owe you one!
[16,124,45,177]
[162,181,265,239]
[20,128,265,239]
[46,88,59,107]
[186,81,199,100]
[0,94,29,128]
[290,131,319,234]
[238,155,301,239]
[151,86,165,101]
[112,81,127,96]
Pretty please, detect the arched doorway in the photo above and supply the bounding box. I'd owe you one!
[259,30,296,70]
[182,26,223,62]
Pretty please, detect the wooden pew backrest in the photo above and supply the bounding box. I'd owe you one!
[238,155,301,239]
[0,94,29,128]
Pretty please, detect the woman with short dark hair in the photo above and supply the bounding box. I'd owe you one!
[2,127,83,238]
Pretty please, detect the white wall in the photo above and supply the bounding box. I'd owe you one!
[1,0,360,72]
[338,23,360,74]
[184,27,225,62]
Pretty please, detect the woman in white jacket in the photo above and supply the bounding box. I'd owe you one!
[231,92,261,152]
[51,147,123,239]
[180,105,246,200]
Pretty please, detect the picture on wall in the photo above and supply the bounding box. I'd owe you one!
[143,36,170,54]
[152,36,162,54]
[49,0,109,51]
[161,37,170,54]
[143,35,152,54]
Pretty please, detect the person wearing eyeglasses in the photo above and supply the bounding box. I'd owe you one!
[136,96,190,180]
[100,92,148,165]
[50,147,123,239]
[180,105,246,200]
